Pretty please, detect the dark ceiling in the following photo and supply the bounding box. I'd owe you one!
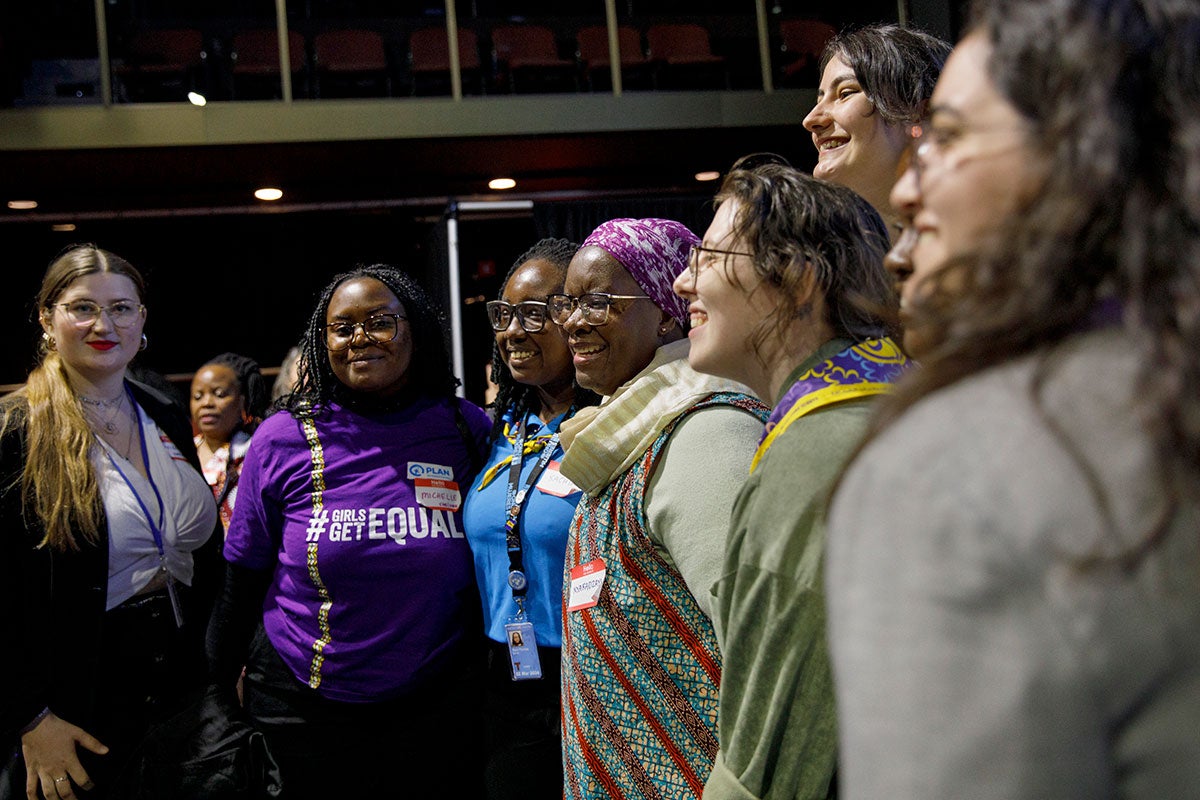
[0,124,816,219]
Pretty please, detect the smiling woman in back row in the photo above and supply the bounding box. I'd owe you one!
[803,23,950,237]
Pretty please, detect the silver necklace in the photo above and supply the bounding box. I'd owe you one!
[82,391,127,435]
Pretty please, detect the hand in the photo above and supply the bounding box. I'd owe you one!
[19,712,108,800]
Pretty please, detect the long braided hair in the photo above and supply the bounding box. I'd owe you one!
[281,265,459,419]
[489,238,600,437]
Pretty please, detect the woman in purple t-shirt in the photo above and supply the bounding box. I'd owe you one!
[207,265,491,799]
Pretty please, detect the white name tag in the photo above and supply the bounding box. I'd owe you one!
[407,461,454,481]
[536,461,581,498]
[413,478,461,511]
[567,558,606,612]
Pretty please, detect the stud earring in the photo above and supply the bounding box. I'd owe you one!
[43,332,57,351]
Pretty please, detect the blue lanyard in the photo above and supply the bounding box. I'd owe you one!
[99,389,184,626]
[503,415,560,602]
[101,389,168,557]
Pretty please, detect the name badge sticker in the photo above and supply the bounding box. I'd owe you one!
[567,558,606,612]
[407,461,454,481]
[535,461,581,498]
[414,478,462,511]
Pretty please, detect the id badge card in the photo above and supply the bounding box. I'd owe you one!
[504,621,542,681]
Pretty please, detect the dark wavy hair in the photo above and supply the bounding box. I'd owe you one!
[867,0,1200,563]
[488,238,600,437]
[713,154,896,367]
[820,23,952,125]
[282,265,458,417]
[200,352,270,422]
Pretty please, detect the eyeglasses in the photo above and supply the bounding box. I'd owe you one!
[54,300,145,329]
[546,293,652,326]
[325,313,406,351]
[485,300,550,333]
[912,122,1029,181]
[687,244,754,283]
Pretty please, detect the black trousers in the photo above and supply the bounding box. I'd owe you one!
[2,588,202,800]
[482,641,563,800]
[242,626,485,800]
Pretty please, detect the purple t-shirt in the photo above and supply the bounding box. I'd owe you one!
[225,396,491,702]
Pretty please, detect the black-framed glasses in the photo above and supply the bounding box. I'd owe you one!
[325,313,406,351]
[485,300,549,332]
[546,293,652,326]
[54,300,145,329]
[687,244,754,283]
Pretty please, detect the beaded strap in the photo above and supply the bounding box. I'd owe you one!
[300,416,334,689]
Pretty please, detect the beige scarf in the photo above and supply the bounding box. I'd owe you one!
[559,339,757,496]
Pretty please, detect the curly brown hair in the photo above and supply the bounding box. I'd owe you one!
[712,154,897,371]
[866,0,1200,563]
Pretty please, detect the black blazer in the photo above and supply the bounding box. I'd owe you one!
[0,379,223,748]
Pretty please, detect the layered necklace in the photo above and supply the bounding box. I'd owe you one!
[80,389,128,435]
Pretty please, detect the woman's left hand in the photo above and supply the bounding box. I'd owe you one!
[19,712,109,800]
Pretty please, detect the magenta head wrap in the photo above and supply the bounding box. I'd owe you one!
[581,217,698,326]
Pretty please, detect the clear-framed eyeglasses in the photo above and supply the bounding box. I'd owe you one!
[687,244,754,284]
[325,313,406,351]
[485,300,550,332]
[546,292,652,326]
[54,300,145,329]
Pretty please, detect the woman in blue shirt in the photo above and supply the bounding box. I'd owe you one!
[463,238,599,800]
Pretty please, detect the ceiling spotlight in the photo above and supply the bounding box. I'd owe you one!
[187,92,207,106]
[254,187,283,201]
[488,178,517,191]
[52,223,77,232]
[7,200,38,210]
[694,171,721,182]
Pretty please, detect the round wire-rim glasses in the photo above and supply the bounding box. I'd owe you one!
[325,313,406,351]
[53,300,145,329]
[687,244,754,284]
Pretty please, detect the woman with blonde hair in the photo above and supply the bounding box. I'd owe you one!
[0,245,219,799]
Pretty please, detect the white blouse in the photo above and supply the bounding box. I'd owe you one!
[93,401,217,609]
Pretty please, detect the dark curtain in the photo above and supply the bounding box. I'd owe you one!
[425,209,454,353]
[532,194,716,245]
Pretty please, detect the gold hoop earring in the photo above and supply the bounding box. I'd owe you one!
[43,332,57,351]
[139,334,148,351]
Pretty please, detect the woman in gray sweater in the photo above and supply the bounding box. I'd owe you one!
[827,0,1200,797]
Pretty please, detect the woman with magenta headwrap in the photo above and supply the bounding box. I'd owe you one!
[550,218,767,800]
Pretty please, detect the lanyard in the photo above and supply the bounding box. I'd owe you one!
[503,415,560,605]
[100,390,183,626]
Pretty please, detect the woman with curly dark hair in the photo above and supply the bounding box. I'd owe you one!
[826,0,1200,797]
[207,265,491,799]
[462,238,599,799]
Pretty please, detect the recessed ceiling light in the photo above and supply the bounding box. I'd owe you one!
[7,200,37,210]
[52,223,77,232]
[254,188,283,201]
[488,178,517,191]
[187,92,207,106]
[694,171,721,182]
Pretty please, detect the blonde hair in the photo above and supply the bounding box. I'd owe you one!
[0,245,145,551]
